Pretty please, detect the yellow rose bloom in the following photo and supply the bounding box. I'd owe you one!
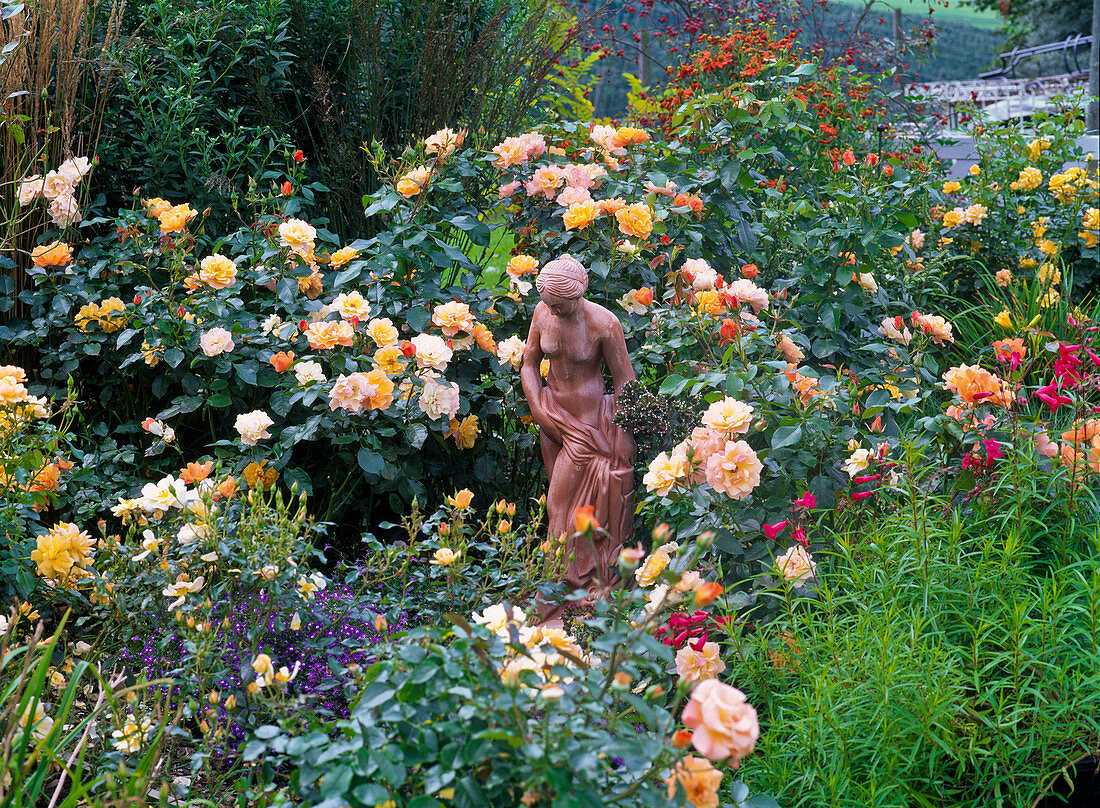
[969,165,980,176]
[941,181,961,194]
[329,246,359,267]
[446,414,479,449]
[445,489,473,510]
[157,204,197,234]
[615,203,653,239]
[1084,208,1099,231]
[562,200,600,230]
[373,345,407,374]
[197,254,238,289]
[97,297,127,333]
[396,166,432,198]
[1025,138,1050,162]
[366,317,399,347]
[74,302,100,332]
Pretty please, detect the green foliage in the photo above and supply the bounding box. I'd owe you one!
[725,461,1100,807]
[0,613,174,806]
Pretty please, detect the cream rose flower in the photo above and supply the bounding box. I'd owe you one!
[472,602,527,639]
[683,258,717,291]
[642,450,690,496]
[681,679,760,765]
[675,641,726,686]
[278,218,317,252]
[293,360,326,385]
[496,336,525,370]
[235,410,274,446]
[199,327,235,357]
[418,378,460,421]
[48,194,81,227]
[18,175,43,206]
[776,545,816,585]
[42,169,75,201]
[411,333,452,371]
[430,547,460,566]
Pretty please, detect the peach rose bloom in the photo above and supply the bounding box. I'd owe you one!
[525,165,564,198]
[418,377,460,420]
[878,317,912,346]
[424,127,464,157]
[615,203,653,239]
[724,279,769,313]
[664,756,722,808]
[143,197,172,217]
[366,317,399,347]
[396,165,432,197]
[363,368,395,411]
[562,200,600,230]
[328,246,359,267]
[158,204,197,234]
[701,397,754,438]
[491,137,528,168]
[199,327,235,357]
[681,679,759,765]
[590,124,625,155]
[432,301,475,336]
[941,364,1008,407]
[31,241,73,267]
[643,450,690,496]
[675,641,726,685]
[507,255,539,277]
[777,334,804,363]
[687,427,725,479]
[915,313,954,345]
[472,322,496,353]
[616,126,649,145]
[198,254,238,289]
[18,174,43,206]
[328,372,374,413]
[599,197,626,215]
[332,291,372,321]
[555,185,592,207]
[305,320,355,350]
[704,440,762,500]
[776,545,816,585]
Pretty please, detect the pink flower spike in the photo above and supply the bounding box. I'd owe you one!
[763,520,790,540]
[791,526,808,547]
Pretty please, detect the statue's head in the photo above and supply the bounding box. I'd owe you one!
[536,255,588,316]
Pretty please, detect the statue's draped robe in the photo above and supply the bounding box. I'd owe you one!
[539,388,634,614]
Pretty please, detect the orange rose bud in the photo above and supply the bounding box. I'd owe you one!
[374,614,388,632]
[269,351,295,372]
[280,180,293,196]
[672,729,693,748]
[399,340,417,358]
[216,476,238,500]
[632,286,654,306]
[574,504,599,533]
[740,263,758,279]
[693,582,724,607]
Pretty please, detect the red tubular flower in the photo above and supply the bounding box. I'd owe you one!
[793,492,816,510]
[1034,382,1072,413]
[851,491,874,501]
[851,474,881,484]
[763,520,789,540]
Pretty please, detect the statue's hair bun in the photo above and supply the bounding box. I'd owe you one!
[536,254,588,299]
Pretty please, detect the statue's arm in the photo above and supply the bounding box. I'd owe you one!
[521,307,549,424]
[603,315,636,396]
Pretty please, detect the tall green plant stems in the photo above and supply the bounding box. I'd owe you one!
[726,452,1100,807]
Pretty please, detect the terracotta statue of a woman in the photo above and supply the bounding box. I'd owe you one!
[521,255,636,615]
